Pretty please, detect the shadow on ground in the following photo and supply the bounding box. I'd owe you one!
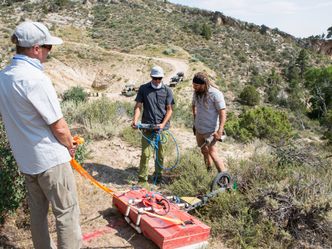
[0,235,21,249]
[82,208,158,249]
[82,163,138,185]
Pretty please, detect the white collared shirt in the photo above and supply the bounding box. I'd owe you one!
[0,55,70,174]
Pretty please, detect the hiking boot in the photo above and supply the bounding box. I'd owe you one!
[152,174,163,184]
[137,180,150,190]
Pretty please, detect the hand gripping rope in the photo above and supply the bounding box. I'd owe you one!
[135,123,180,185]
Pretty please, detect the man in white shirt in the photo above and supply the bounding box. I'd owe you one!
[0,21,81,249]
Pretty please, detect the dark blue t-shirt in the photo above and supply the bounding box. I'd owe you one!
[135,82,175,129]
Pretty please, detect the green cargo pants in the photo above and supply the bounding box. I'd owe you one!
[138,130,169,182]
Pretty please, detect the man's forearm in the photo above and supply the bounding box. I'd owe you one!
[192,105,196,120]
[162,109,172,125]
[133,108,141,123]
[132,102,142,124]
[218,109,226,133]
[50,118,73,149]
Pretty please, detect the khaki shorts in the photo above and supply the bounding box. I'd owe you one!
[196,131,217,147]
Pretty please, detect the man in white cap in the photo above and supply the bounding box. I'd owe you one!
[132,65,175,187]
[0,21,81,249]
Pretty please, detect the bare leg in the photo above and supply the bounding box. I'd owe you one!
[209,144,226,172]
[201,145,213,170]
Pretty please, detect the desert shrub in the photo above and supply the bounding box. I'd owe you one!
[305,66,332,119]
[167,149,212,196]
[239,106,293,143]
[62,86,88,104]
[163,48,176,55]
[201,23,212,40]
[189,21,212,40]
[239,85,260,106]
[62,98,134,139]
[266,84,280,104]
[172,101,192,128]
[273,143,325,168]
[225,107,293,143]
[0,118,25,224]
[120,126,141,148]
[224,112,253,143]
[74,141,89,165]
[171,149,332,248]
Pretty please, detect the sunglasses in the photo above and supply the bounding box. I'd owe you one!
[152,77,163,81]
[41,44,52,51]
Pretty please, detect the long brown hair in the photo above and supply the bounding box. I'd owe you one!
[193,72,219,107]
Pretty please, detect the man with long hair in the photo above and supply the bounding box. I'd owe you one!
[192,72,227,172]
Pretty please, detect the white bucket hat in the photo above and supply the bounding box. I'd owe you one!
[150,66,164,78]
[13,21,63,47]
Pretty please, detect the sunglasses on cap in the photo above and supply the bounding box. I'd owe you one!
[152,77,163,81]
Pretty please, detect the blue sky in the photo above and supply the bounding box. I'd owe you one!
[168,0,331,38]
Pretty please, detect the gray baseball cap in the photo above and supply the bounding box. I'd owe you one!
[13,21,63,47]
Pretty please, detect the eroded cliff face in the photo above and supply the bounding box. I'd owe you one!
[306,39,332,57]
[318,40,332,57]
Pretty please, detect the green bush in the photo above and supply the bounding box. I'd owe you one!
[239,85,260,106]
[189,21,212,40]
[62,86,88,104]
[266,84,280,104]
[163,48,176,55]
[74,142,89,165]
[239,106,293,143]
[170,149,332,248]
[305,66,332,119]
[225,107,293,143]
[172,101,193,128]
[0,118,25,224]
[167,149,212,196]
[201,23,212,40]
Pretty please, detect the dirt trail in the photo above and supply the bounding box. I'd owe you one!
[110,50,189,85]
[47,42,189,95]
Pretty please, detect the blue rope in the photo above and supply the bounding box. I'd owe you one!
[136,124,180,185]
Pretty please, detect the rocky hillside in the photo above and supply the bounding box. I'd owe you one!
[1,1,332,249]
[1,0,330,84]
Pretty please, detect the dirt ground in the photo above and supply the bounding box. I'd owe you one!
[0,130,256,249]
[0,52,251,249]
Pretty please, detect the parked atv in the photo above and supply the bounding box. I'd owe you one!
[121,84,138,97]
[169,72,184,87]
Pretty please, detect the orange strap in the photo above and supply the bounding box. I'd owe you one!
[70,158,184,225]
[70,159,115,196]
